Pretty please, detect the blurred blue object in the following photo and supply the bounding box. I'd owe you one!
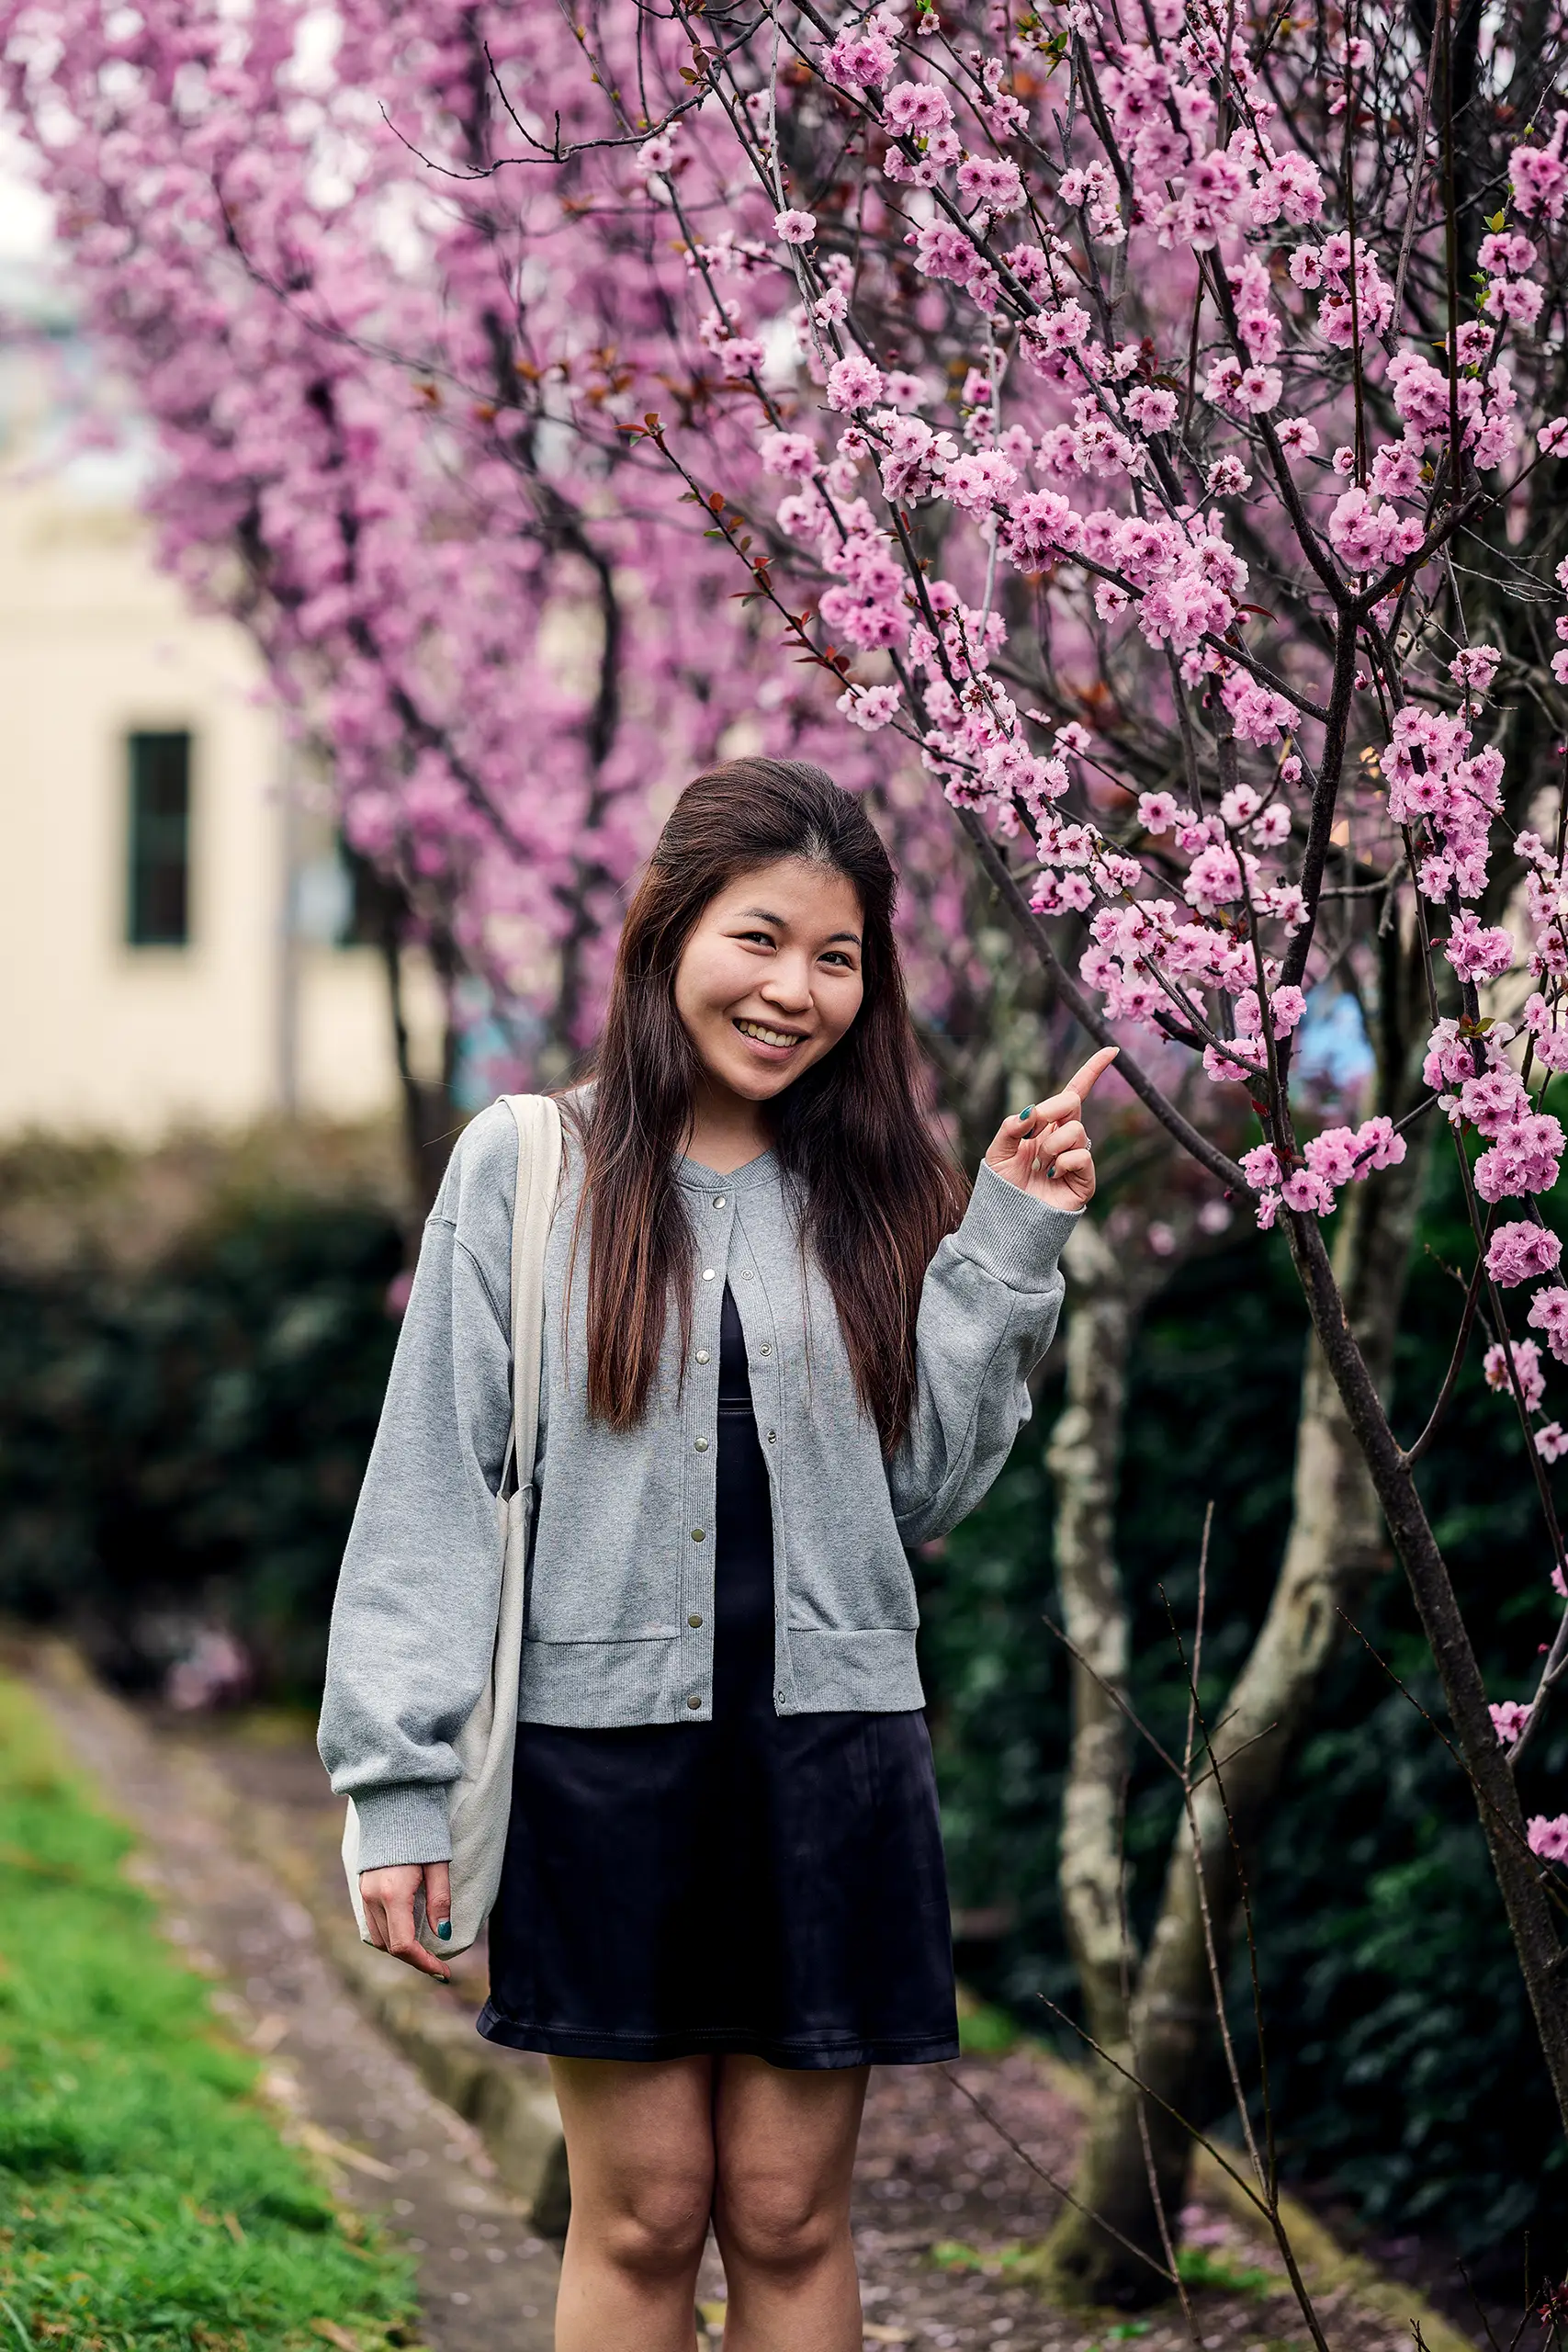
[1294,986,1375,1095]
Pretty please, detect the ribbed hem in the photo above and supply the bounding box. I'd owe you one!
[516,1627,923,1725]
[957,1163,1081,1289]
[476,2004,958,2071]
[347,1781,453,1871]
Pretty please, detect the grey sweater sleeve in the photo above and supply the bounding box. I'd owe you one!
[316,1103,520,1871]
[887,1162,1079,1545]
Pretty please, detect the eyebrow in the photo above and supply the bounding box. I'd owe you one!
[737,906,863,946]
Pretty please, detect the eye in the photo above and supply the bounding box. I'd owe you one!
[735,929,777,948]
[820,949,857,968]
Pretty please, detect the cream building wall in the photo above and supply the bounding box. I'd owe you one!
[0,346,407,1142]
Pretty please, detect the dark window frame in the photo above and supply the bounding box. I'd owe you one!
[126,729,192,948]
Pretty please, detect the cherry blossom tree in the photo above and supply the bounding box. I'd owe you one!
[0,0,970,1201]
[463,0,1568,2291]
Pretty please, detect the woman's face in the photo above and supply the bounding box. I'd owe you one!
[673,857,865,1105]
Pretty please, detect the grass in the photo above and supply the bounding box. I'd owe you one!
[0,1672,423,2351]
[1174,2245,1278,2296]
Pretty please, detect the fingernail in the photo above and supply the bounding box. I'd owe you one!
[436,1920,452,1940]
[1015,1105,1033,1123]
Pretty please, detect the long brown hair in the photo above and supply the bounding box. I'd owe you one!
[576,757,967,1451]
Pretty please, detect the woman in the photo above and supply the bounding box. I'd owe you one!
[319,757,1112,2351]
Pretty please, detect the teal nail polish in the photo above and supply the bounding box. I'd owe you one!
[1015,1104,1033,1124]
[436,1920,452,1941]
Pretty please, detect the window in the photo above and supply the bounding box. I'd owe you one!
[126,730,192,947]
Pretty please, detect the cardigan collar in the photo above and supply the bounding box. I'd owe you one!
[674,1146,780,1196]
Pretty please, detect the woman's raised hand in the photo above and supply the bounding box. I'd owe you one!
[984,1046,1119,1214]
[359,1860,453,1980]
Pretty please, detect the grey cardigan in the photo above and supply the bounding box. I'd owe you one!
[319,1100,1078,1871]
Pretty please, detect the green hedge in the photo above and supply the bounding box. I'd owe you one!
[0,1151,401,1693]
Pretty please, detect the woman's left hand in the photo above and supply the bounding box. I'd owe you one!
[985,1047,1119,1213]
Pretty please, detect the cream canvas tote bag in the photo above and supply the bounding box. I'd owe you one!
[342,1092,563,1956]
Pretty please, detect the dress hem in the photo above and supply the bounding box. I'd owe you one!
[475,2002,958,2071]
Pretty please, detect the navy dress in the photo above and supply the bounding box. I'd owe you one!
[477,1285,959,2068]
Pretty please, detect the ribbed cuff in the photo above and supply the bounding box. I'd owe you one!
[349,1781,453,1872]
[958,1162,1082,1288]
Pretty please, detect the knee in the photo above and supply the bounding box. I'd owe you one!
[592,2165,712,2284]
[716,2165,844,2278]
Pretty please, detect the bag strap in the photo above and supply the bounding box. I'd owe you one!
[497,1094,564,1498]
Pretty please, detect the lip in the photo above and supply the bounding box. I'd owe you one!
[732,1015,809,1061]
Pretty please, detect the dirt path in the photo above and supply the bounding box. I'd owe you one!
[28,1666,1479,2352]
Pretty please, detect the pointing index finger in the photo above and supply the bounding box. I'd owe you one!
[1065,1046,1120,1103]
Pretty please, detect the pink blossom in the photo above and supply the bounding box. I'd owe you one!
[1242,1143,1282,1191]
[956,155,1025,214]
[1444,912,1517,983]
[826,356,886,412]
[884,81,953,134]
[876,413,956,502]
[773,208,818,244]
[1184,842,1247,910]
[1125,385,1179,434]
[758,431,820,479]
[1529,1815,1568,1861]
[1353,1115,1407,1173]
[1304,1125,1360,1184]
[1460,1067,1531,1137]
[1137,790,1179,834]
[1237,365,1282,413]
[998,491,1082,569]
[1450,644,1501,695]
[1484,1338,1547,1410]
[1492,1699,1533,1745]
[1538,1422,1568,1462]
[1281,1168,1336,1216]
[944,449,1019,514]
[823,24,897,89]
[1328,485,1423,573]
[838,684,901,730]
[1529,1284,1568,1363]
[1511,116,1568,221]
[1480,231,1539,275]
[1474,1113,1565,1202]
[1486,1222,1563,1287]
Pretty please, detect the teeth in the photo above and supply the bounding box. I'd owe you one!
[737,1020,801,1049]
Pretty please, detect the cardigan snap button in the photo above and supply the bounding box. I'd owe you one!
[692,1527,705,1542]
[688,1694,702,1709]
[702,1268,715,1280]
[696,1350,710,1364]
[688,1613,703,1629]
[694,1436,709,1452]
[713,1194,726,1208]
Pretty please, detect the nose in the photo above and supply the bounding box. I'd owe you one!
[761,952,814,1014]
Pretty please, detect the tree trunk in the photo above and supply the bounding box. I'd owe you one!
[368,873,461,1229]
[1048,1219,1148,2063]
[1041,1133,1432,2304]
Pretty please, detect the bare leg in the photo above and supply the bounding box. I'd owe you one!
[711,2055,868,2350]
[549,2054,715,2352]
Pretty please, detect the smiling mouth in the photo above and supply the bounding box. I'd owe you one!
[734,1017,807,1051]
